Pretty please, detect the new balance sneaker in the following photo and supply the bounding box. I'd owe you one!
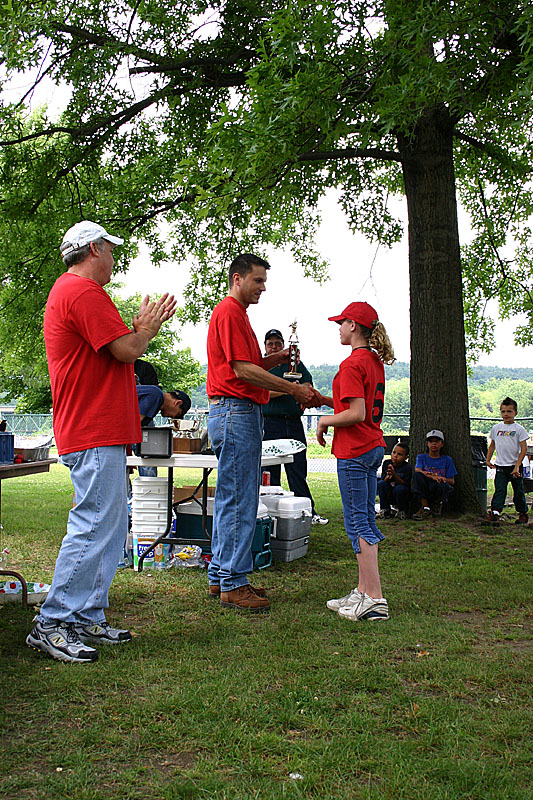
[26,620,98,663]
[338,594,389,621]
[312,513,329,525]
[74,622,132,645]
[326,587,362,611]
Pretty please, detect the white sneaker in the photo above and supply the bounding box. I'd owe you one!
[312,513,329,525]
[326,587,362,611]
[338,594,389,621]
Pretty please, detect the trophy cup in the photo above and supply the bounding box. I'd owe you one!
[283,320,302,379]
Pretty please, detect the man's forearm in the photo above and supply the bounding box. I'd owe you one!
[105,330,152,363]
[232,361,303,396]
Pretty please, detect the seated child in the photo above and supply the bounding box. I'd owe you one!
[485,396,529,525]
[377,441,412,519]
[412,429,457,520]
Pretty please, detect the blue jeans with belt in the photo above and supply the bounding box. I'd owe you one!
[262,415,315,512]
[207,397,263,592]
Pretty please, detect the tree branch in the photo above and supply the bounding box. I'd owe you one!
[297,147,401,163]
[53,22,169,66]
[454,130,530,175]
[129,48,256,75]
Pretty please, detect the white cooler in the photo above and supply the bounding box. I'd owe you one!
[263,495,312,563]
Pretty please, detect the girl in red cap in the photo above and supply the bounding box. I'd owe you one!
[315,302,395,621]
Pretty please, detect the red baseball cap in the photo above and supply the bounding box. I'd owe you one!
[328,302,379,328]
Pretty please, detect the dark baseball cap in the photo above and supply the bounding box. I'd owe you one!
[264,328,284,343]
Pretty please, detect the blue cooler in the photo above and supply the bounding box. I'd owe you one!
[174,498,272,570]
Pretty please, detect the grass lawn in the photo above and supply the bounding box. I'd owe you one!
[0,464,531,799]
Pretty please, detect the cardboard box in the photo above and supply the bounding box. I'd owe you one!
[173,485,215,504]
[173,437,201,453]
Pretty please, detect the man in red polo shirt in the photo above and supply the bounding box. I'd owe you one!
[26,220,176,664]
[206,254,315,611]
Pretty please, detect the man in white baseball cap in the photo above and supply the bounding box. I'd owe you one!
[60,220,124,258]
[26,221,176,663]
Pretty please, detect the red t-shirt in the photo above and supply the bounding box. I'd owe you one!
[206,296,269,404]
[44,273,141,454]
[331,348,386,459]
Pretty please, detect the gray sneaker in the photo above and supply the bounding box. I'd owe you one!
[312,513,329,525]
[26,620,98,663]
[339,594,389,622]
[74,622,132,645]
[326,587,362,611]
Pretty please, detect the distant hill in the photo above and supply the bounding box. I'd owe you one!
[187,361,533,413]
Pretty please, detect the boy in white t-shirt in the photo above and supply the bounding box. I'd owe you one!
[486,397,529,525]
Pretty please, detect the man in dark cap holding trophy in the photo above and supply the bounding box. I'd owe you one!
[262,326,328,525]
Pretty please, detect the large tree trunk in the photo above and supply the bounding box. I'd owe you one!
[398,106,479,513]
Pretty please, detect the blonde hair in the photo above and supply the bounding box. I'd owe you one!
[360,321,395,365]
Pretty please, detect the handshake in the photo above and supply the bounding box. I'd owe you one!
[299,387,327,410]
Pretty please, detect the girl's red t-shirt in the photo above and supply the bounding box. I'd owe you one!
[332,348,386,459]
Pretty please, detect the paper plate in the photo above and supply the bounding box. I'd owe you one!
[0,580,50,605]
[261,439,306,457]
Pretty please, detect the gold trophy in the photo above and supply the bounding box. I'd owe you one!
[283,320,302,380]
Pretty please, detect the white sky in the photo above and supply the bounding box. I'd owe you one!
[121,195,533,370]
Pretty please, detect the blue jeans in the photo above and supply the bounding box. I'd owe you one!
[377,479,410,512]
[412,472,453,506]
[207,398,263,591]
[262,416,314,512]
[38,445,128,625]
[337,446,385,555]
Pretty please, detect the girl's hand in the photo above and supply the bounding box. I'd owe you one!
[316,417,329,447]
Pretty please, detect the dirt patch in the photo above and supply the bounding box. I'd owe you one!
[444,610,533,653]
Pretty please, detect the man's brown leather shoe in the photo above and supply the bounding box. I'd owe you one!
[220,584,270,612]
[208,584,267,598]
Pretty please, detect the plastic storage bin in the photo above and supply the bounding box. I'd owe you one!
[131,476,168,498]
[174,500,272,570]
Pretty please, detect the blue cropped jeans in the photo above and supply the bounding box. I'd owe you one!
[38,445,128,625]
[207,397,263,592]
[337,446,385,555]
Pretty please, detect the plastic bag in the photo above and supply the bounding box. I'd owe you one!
[167,545,205,569]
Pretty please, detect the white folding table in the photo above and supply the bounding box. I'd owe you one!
[126,452,293,570]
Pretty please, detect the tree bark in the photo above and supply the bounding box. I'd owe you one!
[398,106,480,513]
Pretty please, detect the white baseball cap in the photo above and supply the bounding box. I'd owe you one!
[60,220,124,258]
[426,429,444,441]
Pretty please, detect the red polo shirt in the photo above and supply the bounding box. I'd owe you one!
[206,296,269,404]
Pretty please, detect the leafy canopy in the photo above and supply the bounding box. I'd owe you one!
[0,0,532,395]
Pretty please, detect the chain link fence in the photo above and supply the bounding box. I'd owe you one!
[3,411,533,476]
